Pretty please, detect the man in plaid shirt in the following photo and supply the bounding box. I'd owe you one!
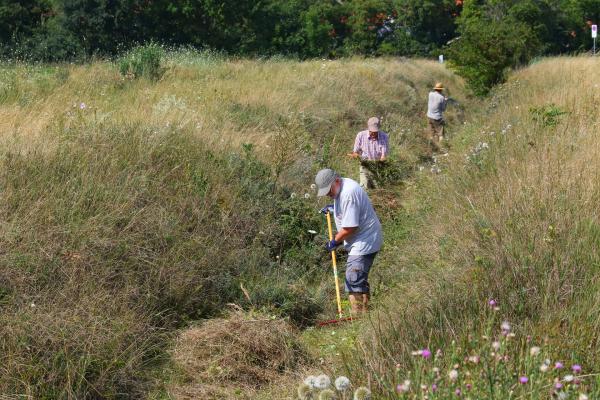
[347,117,389,190]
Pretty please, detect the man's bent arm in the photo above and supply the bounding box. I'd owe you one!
[334,226,358,243]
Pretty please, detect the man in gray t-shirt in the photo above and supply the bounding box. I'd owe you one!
[426,82,448,154]
[315,168,383,314]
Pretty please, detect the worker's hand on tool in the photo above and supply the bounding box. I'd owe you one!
[319,204,334,214]
[325,239,339,252]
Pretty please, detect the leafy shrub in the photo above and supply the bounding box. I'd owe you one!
[529,103,568,127]
[446,3,541,95]
[118,43,165,81]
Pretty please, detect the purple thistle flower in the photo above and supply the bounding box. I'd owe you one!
[488,299,497,307]
[455,388,461,396]
[572,364,582,373]
[555,382,563,390]
[519,376,529,384]
[555,362,564,369]
[422,349,432,359]
[466,383,472,390]
[432,384,437,392]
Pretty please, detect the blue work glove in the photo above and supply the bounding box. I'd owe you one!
[325,239,340,252]
[319,204,334,215]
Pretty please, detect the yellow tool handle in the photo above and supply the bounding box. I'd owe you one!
[326,211,344,319]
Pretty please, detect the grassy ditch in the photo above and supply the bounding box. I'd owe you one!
[0,53,467,397]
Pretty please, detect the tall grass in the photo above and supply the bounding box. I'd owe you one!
[345,57,600,397]
[0,56,465,397]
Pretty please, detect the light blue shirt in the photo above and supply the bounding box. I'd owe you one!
[333,178,383,255]
[427,91,447,120]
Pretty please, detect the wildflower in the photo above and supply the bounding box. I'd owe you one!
[290,192,297,199]
[432,384,438,392]
[557,392,567,400]
[555,382,563,390]
[80,102,86,109]
[304,376,317,389]
[572,364,582,373]
[449,369,459,381]
[519,376,529,384]
[335,376,351,391]
[436,349,443,358]
[563,375,574,383]
[297,383,312,400]
[492,341,501,351]
[540,364,549,372]
[488,299,497,307]
[310,184,317,190]
[319,389,336,400]
[466,383,472,390]
[501,321,511,334]
[307,230,317,234]
[455,388,461,396]
[579,394,589,400]
[433,367,440,374]
[304,193,310,199]
[353,386,371,400]
[30,302,35,308]
[315,374,331,390]
[397,380,411,393]
[555,362,564,370]
[529,346,541,356]
[468,355,480,364]
[422,349,432,359]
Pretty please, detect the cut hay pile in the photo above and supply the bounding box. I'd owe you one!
[170,311,307,399]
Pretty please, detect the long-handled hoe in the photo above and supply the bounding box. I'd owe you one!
[317,210,356,327]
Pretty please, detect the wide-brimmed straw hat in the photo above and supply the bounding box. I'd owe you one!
[433,82,444,91]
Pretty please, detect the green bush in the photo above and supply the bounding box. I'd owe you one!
[118,43,165,81]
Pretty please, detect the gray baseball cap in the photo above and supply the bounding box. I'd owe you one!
[315,168,338,197]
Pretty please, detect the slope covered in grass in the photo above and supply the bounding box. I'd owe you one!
[336,57,600,398]
[0,53,468,398]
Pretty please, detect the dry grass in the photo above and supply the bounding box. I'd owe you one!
[169,311,307,399]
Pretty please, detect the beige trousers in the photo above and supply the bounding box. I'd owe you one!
[359,165,376,189]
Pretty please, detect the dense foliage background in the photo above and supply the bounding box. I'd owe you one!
[0,0,598,93]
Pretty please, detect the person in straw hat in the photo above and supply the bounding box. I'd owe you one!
[426,82,448,154]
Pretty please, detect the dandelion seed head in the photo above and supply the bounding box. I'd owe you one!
[297,383,312,400]
[335,376,351,391]
[353,386,371,400]
[530,346,541,357]
[304,376,317,389]
[319,389,336,400]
